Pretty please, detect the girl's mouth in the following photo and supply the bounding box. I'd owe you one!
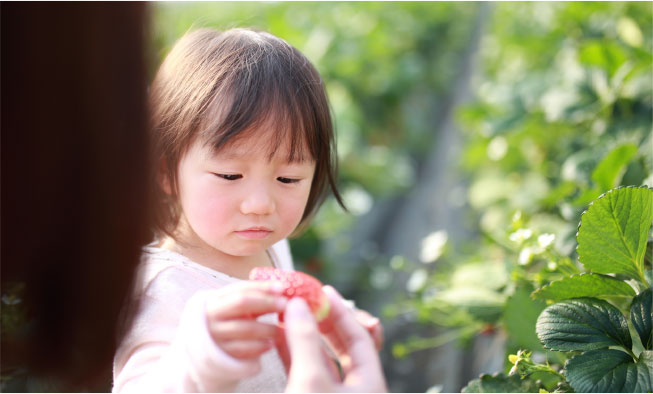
[234,228,272,239]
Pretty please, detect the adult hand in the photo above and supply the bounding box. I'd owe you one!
[352,307,384,351]
[283,285,388,393]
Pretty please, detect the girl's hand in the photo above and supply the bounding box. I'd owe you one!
[352,307,384,351]
[205,281,287,360]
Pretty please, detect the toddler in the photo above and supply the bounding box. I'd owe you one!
[113,28,381,392]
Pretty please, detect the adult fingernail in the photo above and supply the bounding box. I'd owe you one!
[285,297,311,320]
[322,285,340,298]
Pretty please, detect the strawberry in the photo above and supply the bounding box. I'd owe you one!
[249,267,330,322]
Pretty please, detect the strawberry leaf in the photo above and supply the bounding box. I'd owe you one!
[564,349,653,392]
[461,372,540,393]
[591,144,638,191]
[630,288,652,350]
[505,286,547,351]
[576,186,653,283]
[532,273,636,301]
[536,298,631,352]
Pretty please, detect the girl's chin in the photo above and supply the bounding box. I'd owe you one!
[205,233,284,257]
[221,241,274,257]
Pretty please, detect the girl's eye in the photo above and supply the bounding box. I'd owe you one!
[215,173,242,181]
[277,177,300,184]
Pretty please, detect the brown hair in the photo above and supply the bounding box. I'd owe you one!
[3,3,149,390]
[149,28,344,240]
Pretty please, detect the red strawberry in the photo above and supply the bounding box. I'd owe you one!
[249,267,330,322]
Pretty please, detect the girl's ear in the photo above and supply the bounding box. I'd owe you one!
[158,159,172,195]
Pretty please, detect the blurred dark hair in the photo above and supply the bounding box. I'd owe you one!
[1,3,150,390]
[149,28,345,240]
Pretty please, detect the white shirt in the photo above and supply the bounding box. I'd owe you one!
[112,240,292,393]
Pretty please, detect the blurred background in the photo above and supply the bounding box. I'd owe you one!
[2,2,651,392]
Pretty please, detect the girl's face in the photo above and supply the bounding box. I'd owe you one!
[173,129,315,259]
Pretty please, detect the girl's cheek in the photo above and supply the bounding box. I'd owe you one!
[185,183,232,230]
[281,187,312,226]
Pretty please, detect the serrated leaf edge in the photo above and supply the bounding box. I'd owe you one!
[531,272,636,300]
[575,185,653,281]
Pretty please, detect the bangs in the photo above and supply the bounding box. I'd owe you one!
[197,32,326,164]
[202,91,314,163]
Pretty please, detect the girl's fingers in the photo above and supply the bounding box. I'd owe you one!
[209,320,280,342]
[274,327,291,375]
[218,339,274,359]
[206,286,287,320]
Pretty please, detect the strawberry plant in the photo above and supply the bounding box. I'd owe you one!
[463,186,653,392]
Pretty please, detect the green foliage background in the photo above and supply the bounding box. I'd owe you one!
[148,2,652,392]
[1,2,650,393]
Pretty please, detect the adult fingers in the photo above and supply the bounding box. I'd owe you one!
[321,286,375,361]
[321,345,343,383]
[353,309,384,351]
[284,297,332,391]
[322,286,387,391]
[209,320,280,342]
[284,298,325,367]
[369,322,384,351]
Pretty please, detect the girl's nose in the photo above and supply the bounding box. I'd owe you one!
[240,185,275,216]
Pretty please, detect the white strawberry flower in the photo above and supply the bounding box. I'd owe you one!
[537,233,555,248]
[509,228,533,243]
[419,230,448,263]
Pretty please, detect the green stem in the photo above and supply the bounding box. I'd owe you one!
[404,325,481,353]
[534,364,566,381]
[481,230,518,253]
[635,269,649,289]
[622,346,639,362]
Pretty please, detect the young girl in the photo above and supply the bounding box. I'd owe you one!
[113,28,381,393]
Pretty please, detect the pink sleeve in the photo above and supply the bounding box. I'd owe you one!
[113,289,262,392]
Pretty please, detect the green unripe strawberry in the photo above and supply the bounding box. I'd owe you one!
[249,267,330,322]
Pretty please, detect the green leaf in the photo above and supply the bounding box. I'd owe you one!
[536,298,632,352]
[505,286,547,351]
[579,40,629,77]
[564,349,653,393]
[630,288,652,350]
[532,273,636,301]
[461,373,540,393]
[591,144,638,191]
[576,186,653,283]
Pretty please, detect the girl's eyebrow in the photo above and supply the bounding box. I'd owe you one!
[210,145,314,164]
[208,146,248,160]
[214,151,243,160]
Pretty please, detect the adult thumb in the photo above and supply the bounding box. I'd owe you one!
[284,298,330,391]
